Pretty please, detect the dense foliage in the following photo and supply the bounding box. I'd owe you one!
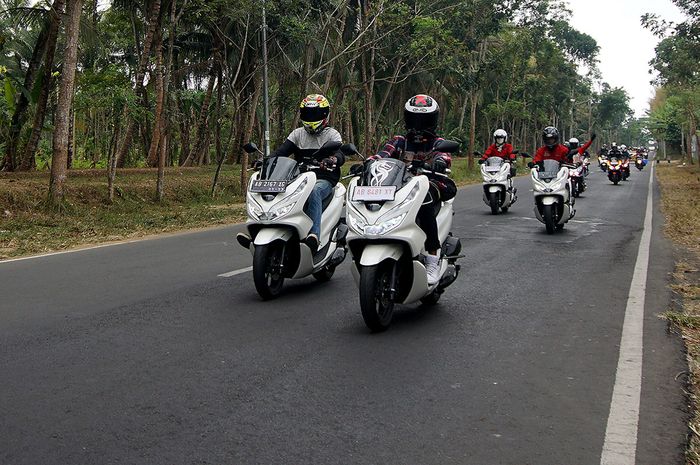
[0,0,638,201]
[644,0,700,160]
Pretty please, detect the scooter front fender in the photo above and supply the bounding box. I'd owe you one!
[253,227,294,246]
[540,196,558,206]
[359,244,403,267]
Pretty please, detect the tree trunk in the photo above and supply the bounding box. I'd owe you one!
[240,73,263,192]
[1,17,54,171]
[147,31,165,168]
[468,90,478,171]
[157,0,178,201]
[49,0,82,205]
[19,0,67,171]
[182,59,217,167]
[114,0,162,168]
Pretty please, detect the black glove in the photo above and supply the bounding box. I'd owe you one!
[252,159,263,170]
[591,132,597,141]
[527,161,535,169]
[432,158,448,173]
[320,156,337,170]
[349,163,363,176]
[478,159,485,165]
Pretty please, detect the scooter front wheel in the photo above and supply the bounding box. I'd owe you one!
[253,243,285,300]
[359,263,395,332]
[543,204,556,234]
[489,192,499,215]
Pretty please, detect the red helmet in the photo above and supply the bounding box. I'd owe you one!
[404,94,439,137]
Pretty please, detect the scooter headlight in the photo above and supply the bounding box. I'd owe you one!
[363,213,407,236]
[260,202,295,221]
[247,200,263,219]
[347,210,368,233]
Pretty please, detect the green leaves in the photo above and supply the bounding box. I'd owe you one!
[4,76,16,113]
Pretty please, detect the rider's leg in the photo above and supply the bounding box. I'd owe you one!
[304,179,334,250]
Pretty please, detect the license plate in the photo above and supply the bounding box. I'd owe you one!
[352,185,397,202]
[250,180,287,193]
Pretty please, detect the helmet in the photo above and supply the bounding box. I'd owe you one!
[299,94,330,134]
[494,129,508,145]
[542,126,559,149]
[568,137,580,149]
[620,144,627,151]
[404,94,439,137]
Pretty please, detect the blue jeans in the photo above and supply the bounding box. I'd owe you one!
[305,180,334,236]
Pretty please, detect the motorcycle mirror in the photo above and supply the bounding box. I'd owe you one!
[340,143,358,156]
[433,139,460,153]
[320,140,342,152]
[520,153,531,158]
[243,142,259,154]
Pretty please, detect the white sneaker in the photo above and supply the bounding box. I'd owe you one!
[425,254,440,286]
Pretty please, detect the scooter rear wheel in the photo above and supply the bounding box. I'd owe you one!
[253,243,285,300]
[359,263,395,332]
[489,192,499,215]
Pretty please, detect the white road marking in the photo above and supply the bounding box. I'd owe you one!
[600,165,655,465]
[218,266,253,278]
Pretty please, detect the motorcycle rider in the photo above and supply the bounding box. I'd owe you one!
[479,129,518,176]
[372,94,457,285]
[529,127,596,169]
[269,94,344,252]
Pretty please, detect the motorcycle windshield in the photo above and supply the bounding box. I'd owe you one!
[539,159,561,179]
[261,157,299,181]
[485,157,504,171]
[361,158,407,188]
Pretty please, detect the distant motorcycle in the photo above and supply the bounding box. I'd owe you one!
[635,157,645,171]
[476,154,526,214]
[608,157,622,185]
[599,156,609,172]
[569,162,586,198]
[529,160,576,234]
[621,158,631,181]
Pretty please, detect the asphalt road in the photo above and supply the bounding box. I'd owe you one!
[0,163,688,465]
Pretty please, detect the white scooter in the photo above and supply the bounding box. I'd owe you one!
[345,140,462,332]
[476,153,528,214]
[530,159,576,234]
[236,141,352,300]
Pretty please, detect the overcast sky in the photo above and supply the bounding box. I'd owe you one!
[566,0,685,117]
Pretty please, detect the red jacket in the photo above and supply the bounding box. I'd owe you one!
[533,144,571,164]
[576,139,593,156]
[482,143,516,161]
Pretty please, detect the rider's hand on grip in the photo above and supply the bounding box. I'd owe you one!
[432,158,448,174]
[320,156,337,171]
[349,163,364,176]
[478,159,485,165]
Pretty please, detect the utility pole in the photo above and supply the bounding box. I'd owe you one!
[261,0,271,156]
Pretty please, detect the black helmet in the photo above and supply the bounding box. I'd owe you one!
[404,94,439,138]
[542,126,559,149]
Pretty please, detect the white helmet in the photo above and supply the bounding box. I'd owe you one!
[568,137,579,149]
[493,129,508,144]
[621,144,627,151]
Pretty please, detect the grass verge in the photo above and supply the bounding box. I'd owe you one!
[0,157,494,260]
[656,161,700,464]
